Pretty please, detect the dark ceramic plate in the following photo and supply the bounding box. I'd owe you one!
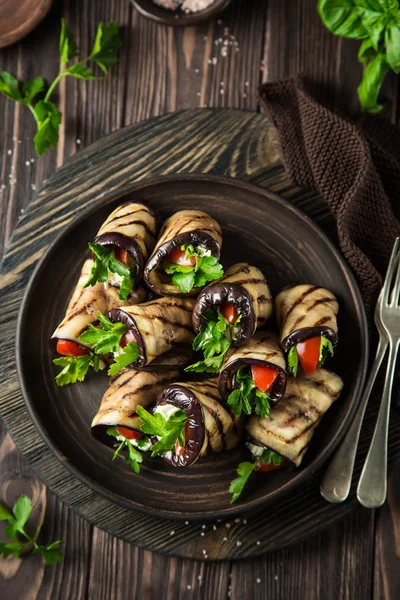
[16,175,368,520]
[131,0,232,27]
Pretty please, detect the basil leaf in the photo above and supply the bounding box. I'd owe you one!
[318,0,369,39]
[358,51,390,112]
[385,23,400,72]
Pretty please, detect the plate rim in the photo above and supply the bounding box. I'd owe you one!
[15,172,369,521]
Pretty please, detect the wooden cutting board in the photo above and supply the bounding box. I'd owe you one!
[0,108,389,560]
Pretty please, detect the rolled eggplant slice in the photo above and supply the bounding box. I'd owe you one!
[275,284,339,350]
[246,368,344,467]
[144,210,223,296]
[94,202,157,283]
[91,368,181,447]
[51,259,145,348]
[154,379,242,467]
[218,332,287,405]
[193,263,273,345]
[108,296,195,368]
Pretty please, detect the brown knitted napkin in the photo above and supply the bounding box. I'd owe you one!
[259,75,400,327]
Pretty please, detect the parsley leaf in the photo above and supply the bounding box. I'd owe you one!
[318,335,334,367]
[260,449,284,467]
[108,342,140,376]
[89,22,121,75]
[106,427,143,473]
[229,461,256,504]
[59,18,77,64]
[227,366,271,418]
[136,406,187,457]
[85,242,135,300]
[0,72,23,100]
[185,307,239,374]
[33,101,62,155]
[79,316,128,355]
[287,345,298,377]
[163,244,224,293]
[53,353,100,386]
[0,495,64,564]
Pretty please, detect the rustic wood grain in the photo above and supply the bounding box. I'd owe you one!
[0,0,54,49]
[1,0,400,598]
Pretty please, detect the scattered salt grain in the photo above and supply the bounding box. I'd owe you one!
[217,19,222,24]
[203,36,208,41]
[201,524,206,529]
[213,525,217,531]
[221,46,228,57]
[187,584,192,590]
[256,578,261,584]
[225,523,231,528]
[212,57,217,65]
[202,549,207,555]
[195,68,200,73]
[234,518,241,523]
[30,158,35,163]
[197,92,201,96]
[76,139,81,145]
[25,160,30,166]
[256,540,261,545]
[236,541,242,547]
[274,575,278,581]
[223,537,228,542]
[245,82,249,87]
[170,530,175,535]
[200,532,205,536]
[31,184,36,191]
[7,149,12,155]
[220,89,224,95]
[185,521,189,525]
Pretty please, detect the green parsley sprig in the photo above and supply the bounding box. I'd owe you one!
[85,243,135,301]
[78,312,140,376]
[185,307,241,374]
[106,427,144,473]
[0,19,121,155]
[136,406,187,457]
[318,0,400,112]
[227,365,272,418]
[229,449,284,504]
[0,495,65,564]
[162,244,224,294]
[53,352,100,386]
[287,335,334,377]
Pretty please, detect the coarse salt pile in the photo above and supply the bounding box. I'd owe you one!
[152,0,216,12]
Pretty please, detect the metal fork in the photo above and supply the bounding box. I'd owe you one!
[320,237,399,504]
[357,237,400,508]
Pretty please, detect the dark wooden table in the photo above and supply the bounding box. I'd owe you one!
[1,1,399,598]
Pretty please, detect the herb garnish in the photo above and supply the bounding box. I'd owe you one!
[229,450,284,504]
[0,495,65,564]
[106,427,144,473]
[53,353,100,386]
[85,242,135,300]
[185,307,241,374]
[227,366,272,418]
[108,343,140,376]
[287,345,299,377]
[287,335,334,376]
[137,406,187,457]
[162,244,224,294]
[318,0,400,113]
[0,20,121,155]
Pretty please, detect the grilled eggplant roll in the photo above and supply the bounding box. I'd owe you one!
[275,285,339,377]
[91,368,181,449]
[108,296,195,370]
[246,369,344,467]
[218,332,287,418]
[51,259,145,354]
[88,203,157,297]
[144,210,223,296]
[153,379,242,467]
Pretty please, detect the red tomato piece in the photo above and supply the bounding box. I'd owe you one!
[255,459,287,472]
[174,423,189,456]
[120,330,137,348]
[296,336,321,376]
[220,302,238,324]
[56,339,89,357]
[116,426,142,440]
[114,247,131,266]
[251,364,278,393]
[166,247,196,267]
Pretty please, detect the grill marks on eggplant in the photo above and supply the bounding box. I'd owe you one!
[144,210,223,296]
[218,331,287,404]
[109,297,195,366]
[246,369,344,466]
[91,369,180,445]
[96,203,157,257]
[275,284,339,351]
[52,259,144,344]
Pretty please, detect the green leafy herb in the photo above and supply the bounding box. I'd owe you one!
[163,244,224,294]
[227,366,271,418]
[108,342,140,376]
[318,335,334,367]
[79,311,128,355]
[53,353,100,386]
[318,0,400,112]
[0,495,65,564]
[229,449,285,503]
[85,242,135,300]
[184,307,241,374]
[106,427,143,473]
[0,20,121,155]
[136,406,187,457]
[287,345,298,377]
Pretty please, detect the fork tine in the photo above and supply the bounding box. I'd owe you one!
[389,248,400,306]
[382,236,400,306]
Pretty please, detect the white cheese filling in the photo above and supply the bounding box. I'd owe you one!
[115,433,152,451]
[104,270,124,289]
[246,442,265,458]
[196,244,212,257]
[154,403,180,420]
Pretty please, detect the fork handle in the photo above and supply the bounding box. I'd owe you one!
[357,339,400,508]
[320,337,387,503]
